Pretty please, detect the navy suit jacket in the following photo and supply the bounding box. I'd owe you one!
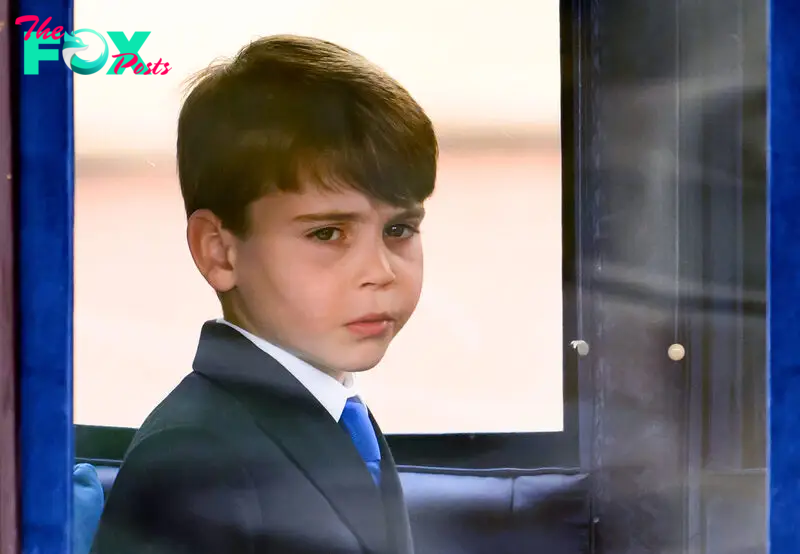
[90,321,414,554]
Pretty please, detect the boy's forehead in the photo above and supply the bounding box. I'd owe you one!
[287,186,375,209]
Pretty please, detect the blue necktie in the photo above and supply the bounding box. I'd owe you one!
[340,396,382,486]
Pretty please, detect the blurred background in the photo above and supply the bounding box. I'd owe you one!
[71,0,563,433]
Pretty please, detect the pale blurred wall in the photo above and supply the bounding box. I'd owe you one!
[72,0,561,155]
[72,0,564,433]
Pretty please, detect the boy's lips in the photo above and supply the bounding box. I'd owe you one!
[345,313,395,337]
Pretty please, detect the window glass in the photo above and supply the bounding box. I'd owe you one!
[73,0,563,433]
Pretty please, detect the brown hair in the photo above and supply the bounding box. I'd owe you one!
[177,34,438,236]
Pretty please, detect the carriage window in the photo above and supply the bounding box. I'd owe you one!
[73,1,563,434]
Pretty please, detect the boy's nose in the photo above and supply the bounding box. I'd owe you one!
[358,244,396,288]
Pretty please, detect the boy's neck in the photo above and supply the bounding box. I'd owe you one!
[218,317,348,384]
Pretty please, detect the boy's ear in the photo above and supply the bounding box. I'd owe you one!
[186,209,237,293]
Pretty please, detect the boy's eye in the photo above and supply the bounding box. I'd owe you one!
[385,224,418,239]
[310,227,342,241]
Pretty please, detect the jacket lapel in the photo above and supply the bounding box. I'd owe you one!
[192,321,389,554]
[372,414,414,554]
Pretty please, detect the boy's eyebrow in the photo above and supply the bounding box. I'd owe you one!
[393,206,426,221]
[293,206,426,224]
[293,211,366,223]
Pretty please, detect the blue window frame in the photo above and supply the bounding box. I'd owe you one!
[14,0,75,552]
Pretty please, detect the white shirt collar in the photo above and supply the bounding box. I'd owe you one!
[216,319,357,421]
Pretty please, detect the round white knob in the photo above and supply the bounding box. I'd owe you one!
[570,340,590,357]
[668,343,685,361]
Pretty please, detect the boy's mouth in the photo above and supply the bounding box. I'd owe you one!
[345,313,395,338]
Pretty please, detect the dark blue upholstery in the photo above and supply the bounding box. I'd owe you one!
[402,468,590,554]
[89,464,590,554]
[73,464,105,554]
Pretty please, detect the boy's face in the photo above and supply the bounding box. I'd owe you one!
[221,186,425,380]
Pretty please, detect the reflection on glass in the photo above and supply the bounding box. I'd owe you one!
[73,0,562,433]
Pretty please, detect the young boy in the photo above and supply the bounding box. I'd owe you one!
[89,34,437,554]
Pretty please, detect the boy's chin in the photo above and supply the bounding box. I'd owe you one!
[327,344,390,375]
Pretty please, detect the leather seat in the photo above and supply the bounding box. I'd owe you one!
[91,464,591,554]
